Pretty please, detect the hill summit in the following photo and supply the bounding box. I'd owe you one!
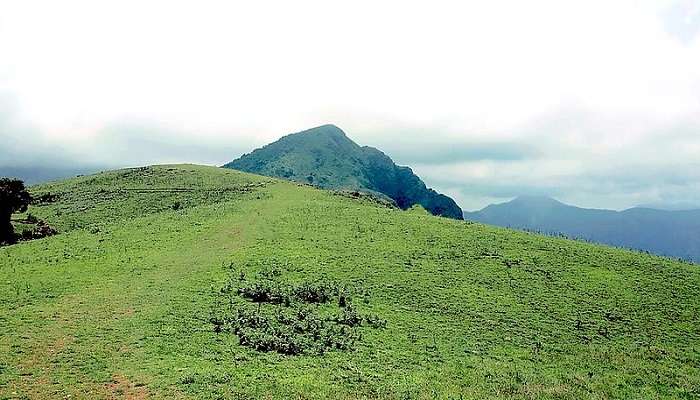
[224,125,463,219]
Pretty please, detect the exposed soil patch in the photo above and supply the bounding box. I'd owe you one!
[105,374,149,400]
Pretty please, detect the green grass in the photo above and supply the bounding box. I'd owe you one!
[1,164,699,399]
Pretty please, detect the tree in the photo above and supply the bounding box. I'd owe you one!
[0,178,32,244]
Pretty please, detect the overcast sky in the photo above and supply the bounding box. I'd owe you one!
[1,0,699,210]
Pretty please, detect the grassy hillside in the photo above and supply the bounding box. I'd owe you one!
[1,165,699,399]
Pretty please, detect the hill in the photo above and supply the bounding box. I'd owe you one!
[464,195,700,263]
[1,165,699,399]
[223,124,463,219]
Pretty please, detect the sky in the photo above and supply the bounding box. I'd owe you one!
[1,0,699,211]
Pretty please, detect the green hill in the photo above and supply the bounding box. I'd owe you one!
[223,124,464,219]
[1,165,699,399]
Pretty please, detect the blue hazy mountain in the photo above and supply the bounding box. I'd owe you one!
[0,166,105,185]
[464,195,700,263]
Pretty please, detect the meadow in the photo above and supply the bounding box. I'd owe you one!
[1,165,698,399]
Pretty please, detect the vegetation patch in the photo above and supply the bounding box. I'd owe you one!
[211,267,386,355]
[22,165,273,233]
[331,190,397,209]
[16,217,58,241]
[31,192,58,205]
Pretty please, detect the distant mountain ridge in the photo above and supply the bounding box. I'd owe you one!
[465,195,700,262]
[636,201,700,211]
[224,124,463,219]
[0,166,105,185]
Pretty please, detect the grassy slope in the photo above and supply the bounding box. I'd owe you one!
[1,165,699,399]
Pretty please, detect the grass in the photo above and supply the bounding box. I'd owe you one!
[1,164,699,399]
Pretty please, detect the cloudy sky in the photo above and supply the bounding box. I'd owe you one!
[1,0,699,210]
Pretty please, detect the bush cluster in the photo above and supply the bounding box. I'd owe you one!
[19,220,58,241]
[235,276,345,306]
[212,269,386,356]
[31,193,58,205]
[218,307,358,355]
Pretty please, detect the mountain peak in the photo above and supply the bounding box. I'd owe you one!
[512,195,563,206]
[273,125,355,152]
[293,124,347,139]
[223,126,464,219]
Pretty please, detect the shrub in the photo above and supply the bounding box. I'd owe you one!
[238,280,290,304]
[365,314,388,329]
[293,279,337,304]
[213,267,384,356]
[20,229,34,241]
[31,193,57,205]
[226,306,351,355]
[335,305,363,327]
[33,221,57,239]
[338,287,351,308]
[259,267,283,279]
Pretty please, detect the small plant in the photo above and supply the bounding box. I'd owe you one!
[238,280,290,304]
[365,313,387,329]
[20,229,34,241]
[33,221,58,239]
[25,213,38,224]
[31,192,57,205]
[335,304,363,327]
[338,287,351,308]
[259,267,283,279]
[293,279,337,304]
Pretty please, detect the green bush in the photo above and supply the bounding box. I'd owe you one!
[212,267,383,356]
[293,279,337,304]
[335,305,363,327]
[238,280,290,304]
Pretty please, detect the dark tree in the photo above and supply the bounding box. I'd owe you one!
[0,178,32,244]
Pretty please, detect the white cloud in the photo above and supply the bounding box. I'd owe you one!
[0,0,699,209]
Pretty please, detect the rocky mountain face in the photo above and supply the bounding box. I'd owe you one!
[224,125,463,219]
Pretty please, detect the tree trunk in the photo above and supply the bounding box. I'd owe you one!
[0,210,15,244]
